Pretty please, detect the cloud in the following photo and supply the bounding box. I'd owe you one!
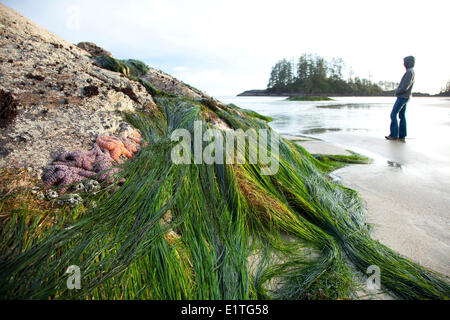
[4,0,450,94]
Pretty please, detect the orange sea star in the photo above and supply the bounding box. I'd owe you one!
[119,136,140,154]
[129,130,142,144]
[96,135,132,161]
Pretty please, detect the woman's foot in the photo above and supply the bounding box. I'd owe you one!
[385,135,397,140]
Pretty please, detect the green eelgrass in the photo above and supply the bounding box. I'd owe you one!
[94,55,149,78]
[312,152,371,172]
[0,96,448,300]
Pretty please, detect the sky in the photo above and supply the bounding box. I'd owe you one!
[3,0,450,96]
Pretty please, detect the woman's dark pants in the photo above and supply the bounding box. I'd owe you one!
[389,97,409,138]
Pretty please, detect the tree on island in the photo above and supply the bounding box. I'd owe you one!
[439,80,450,96]
[267,54,383,95]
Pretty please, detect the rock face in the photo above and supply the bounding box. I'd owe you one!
[77,42,113,58]
[0,3,220,178]
[141,67,205,99]
[0,89,18,128]
[0,3,187,177]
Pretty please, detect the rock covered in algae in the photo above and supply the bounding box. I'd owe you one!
[57,193,83,208]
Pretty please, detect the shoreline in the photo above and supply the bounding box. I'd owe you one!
[289,136,450,278]
[2,2,448,301]
[237,90,434,97]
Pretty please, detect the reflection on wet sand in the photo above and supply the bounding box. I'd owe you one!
[301,127,371,134]
[387,160,402,169]
[301,128,342,134]
[317,103,389,109]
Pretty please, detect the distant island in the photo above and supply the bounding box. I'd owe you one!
[238,54,432,97]
[238,89,432,97]
[286,96,334,101]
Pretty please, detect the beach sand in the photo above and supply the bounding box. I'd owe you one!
[288,135,450,299]
[292,136,450,278]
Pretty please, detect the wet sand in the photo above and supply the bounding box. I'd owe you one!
[292,135,450,277]
[224,96,450,296]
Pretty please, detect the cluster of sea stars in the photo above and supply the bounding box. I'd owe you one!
[42,131,142,193]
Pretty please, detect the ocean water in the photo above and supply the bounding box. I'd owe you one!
[218,95,450,186]
[218,96,450,140]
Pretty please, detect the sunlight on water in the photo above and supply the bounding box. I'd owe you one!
[219,96,450,185]
[219,96,450,139]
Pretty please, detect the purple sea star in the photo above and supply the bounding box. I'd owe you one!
[43,133,142,193]
[42,164,95,193]
[90,143,119,182]
[52,149,97,170]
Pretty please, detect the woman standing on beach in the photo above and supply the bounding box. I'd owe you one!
[385,56,415,141]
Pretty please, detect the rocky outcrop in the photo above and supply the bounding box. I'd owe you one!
[141,67,205,99]
[237,89,273,96]
[77,41,113,58]
[0,3,228,179]
[0,89,18,128]
[0,3,156,177]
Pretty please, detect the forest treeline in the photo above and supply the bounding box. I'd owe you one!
[439,80,450,96]
[267,54,388,95]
